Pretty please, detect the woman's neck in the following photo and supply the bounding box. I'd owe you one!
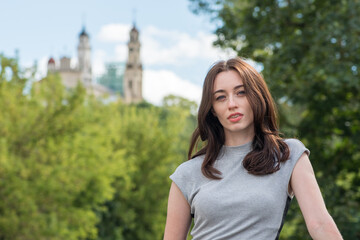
[224,134,254,146]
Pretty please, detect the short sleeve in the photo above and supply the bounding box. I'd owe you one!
[283,139,310,197]
[170,163,192,203]
[169,157,204,209]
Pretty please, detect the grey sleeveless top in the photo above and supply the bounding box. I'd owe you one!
[170,139,310,240]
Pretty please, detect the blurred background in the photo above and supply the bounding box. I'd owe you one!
[0,0,359,239]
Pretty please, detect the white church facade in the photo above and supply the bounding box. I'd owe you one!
[47,25,143,103]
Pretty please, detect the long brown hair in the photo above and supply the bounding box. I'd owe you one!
[188,57,289,179]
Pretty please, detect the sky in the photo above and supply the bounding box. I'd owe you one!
[0,0,236,105]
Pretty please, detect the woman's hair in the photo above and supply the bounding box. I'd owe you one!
[188,57,290,179]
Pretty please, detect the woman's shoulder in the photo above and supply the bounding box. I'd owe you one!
[284,138,306,148]
[170,155,207,204]
[174,155,205,174]
[170,155,206,195]
[283,138,310,159]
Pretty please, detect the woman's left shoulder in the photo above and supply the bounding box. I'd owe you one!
[284,138,306,148]
[283,138,310,159]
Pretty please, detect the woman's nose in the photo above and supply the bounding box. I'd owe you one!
[228,96,237,108]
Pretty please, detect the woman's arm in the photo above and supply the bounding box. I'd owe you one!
[164,182,192,240]
[290,153,343,240]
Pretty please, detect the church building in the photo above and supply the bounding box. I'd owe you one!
[47,24,143,103]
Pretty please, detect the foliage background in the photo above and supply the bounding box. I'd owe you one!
[0,55,196,240]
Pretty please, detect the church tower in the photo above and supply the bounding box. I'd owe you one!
[77,26,92,84]
[123,24,143,103]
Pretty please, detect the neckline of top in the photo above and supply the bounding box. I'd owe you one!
[221,141,253,155]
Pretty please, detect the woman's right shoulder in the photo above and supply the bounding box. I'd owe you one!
[170,155,206,204]
[175,155,204,173]
[171,155,205,180]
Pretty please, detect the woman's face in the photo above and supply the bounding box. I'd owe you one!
[212,70,254,145]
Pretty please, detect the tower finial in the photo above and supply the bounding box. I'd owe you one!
[132,8,137,27]
[82,12,86,28]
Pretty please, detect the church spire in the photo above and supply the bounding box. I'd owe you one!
[77,25,92,84]
[132,8,137,27]
[123,23,143,103]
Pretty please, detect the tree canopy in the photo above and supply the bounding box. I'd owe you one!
[0,54,197,240]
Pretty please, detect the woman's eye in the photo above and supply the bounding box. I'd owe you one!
[216,95,225,101]
[237,91,246,95]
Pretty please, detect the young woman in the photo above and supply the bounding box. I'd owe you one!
[163,58,342,240]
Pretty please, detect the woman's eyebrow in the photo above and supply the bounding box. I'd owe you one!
[213,84,244,95]
[213,89,225,95]
[233,84,244,90]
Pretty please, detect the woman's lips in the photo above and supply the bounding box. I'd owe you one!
[228,113,243,122]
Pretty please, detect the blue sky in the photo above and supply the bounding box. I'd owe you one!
[1,0,235,104]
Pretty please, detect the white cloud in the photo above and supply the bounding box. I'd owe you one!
[141,25,237,66]
[36,56,49,79]
[97,23,131,43]
[114,44,127,62]
[93,50,107,77]
[143,69,202,105]
[101,24,237,68]
[70,57,78,69]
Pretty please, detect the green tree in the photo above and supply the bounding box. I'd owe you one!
[96,96,197,240]
[0,54,200,240]
[0,55,127,240]
[189,1,360,239]
[0,54,199,239]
